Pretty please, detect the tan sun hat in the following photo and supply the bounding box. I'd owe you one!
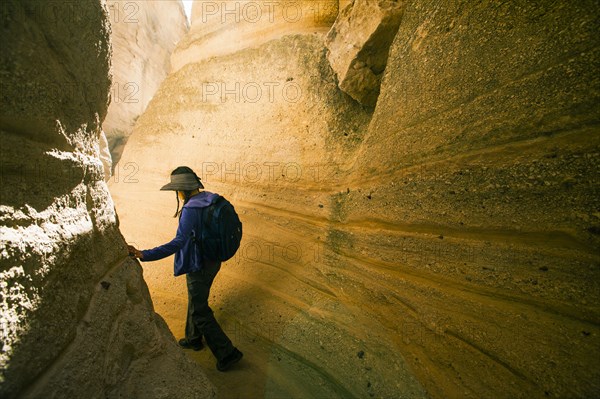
[160,171,205,191]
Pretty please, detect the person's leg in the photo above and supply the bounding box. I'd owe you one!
[187,259,239,364]
[181,279,203,350]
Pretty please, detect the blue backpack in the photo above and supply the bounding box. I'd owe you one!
[197,195,242,262]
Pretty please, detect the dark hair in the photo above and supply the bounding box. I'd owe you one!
[172,166,203,218]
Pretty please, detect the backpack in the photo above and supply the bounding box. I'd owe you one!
[197,195,242,262]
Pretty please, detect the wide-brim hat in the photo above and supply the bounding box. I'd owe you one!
[160,172,205,191]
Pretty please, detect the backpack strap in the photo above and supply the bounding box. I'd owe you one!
[194,206,204,252]
[204,195,224,227]
[196,195,223,254]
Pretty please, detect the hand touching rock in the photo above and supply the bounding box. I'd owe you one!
[128,245,144,260]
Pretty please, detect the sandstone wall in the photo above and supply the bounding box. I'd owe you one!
[339,0,353,12]
[104,0,188,169]
[110,0,599,398]
[0,1,213,397]
[341,1,600,397]
[172,0,339,71]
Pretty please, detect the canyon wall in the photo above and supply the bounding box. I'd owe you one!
[103,0,188,169]
[0,1,213,397]
[172,0,339,70]
[111,0,600,398]
[338,1,600,397]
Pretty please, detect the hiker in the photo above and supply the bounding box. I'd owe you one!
[127,166,243,372]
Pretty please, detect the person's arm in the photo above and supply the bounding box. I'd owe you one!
[139,208,197,262]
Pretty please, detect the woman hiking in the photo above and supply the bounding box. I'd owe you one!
[128,166,243,372]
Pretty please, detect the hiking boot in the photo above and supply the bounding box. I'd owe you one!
[216,348,243,372]
[178,338,204,351]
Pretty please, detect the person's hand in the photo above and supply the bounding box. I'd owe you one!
[127,245,144,260]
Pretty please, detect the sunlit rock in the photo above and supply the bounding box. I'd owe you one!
[345,1,600,397]
[103,0,188,168]
[171,0,339,71]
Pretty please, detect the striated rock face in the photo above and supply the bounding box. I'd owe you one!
[0,1,214,397]
[172,0,339,71]
[111,0,599,398]
[342,1,600,397]
[103,0,188,169]
[326,0,405,106]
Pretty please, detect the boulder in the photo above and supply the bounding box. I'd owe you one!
[325,0,405,106]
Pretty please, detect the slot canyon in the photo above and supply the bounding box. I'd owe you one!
[1,0,599,398]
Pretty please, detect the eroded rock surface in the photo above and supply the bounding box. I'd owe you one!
[343,1,600,397]
[326,0,405,106]
[104,0,188,169]
[171,0,339,71]
[0,1,214,397]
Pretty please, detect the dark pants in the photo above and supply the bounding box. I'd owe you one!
[185,259,235,362]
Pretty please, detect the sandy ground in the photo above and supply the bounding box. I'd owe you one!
[146,271,360,399]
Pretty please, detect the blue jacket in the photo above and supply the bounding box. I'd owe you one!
[141,191,219,276]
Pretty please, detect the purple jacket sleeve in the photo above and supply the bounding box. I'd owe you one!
[140,207,196,262]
